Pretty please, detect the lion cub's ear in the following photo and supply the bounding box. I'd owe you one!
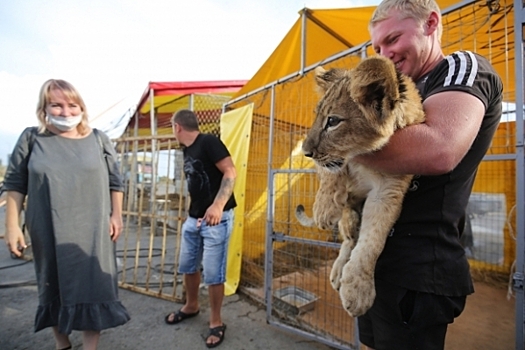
[315,66,345,94]
[350,56,401,119]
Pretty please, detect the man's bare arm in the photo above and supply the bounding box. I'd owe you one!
[213,156,236,207]
[355,91,485,175]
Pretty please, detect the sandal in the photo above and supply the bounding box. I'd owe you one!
[164,308,200,325]
[205,324,226,348]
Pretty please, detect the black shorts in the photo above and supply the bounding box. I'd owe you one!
[358,279,467,350]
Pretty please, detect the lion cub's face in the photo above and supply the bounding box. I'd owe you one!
[302,56,423,172]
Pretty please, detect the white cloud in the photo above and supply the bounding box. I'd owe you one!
[0,71,47,135]
[0,0,380,162]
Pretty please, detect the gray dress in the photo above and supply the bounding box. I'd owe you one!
[4,127,130,334]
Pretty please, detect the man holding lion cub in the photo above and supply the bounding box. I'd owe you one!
[355,0,503,348]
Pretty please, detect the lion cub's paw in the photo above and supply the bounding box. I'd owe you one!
[338,265,376,317]
[330,258,346,291]
[314,209,341,230]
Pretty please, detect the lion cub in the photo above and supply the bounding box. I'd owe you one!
[297,56,425,317]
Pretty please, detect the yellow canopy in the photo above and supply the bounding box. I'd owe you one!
[233,0,516,103]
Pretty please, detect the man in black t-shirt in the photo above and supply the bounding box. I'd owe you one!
[353,0,503,349]
[164,109,236,349]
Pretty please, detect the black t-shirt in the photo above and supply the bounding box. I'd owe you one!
[182,133,237,218]
[375,51,503,296]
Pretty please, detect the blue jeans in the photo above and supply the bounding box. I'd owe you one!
[178,209,234,285]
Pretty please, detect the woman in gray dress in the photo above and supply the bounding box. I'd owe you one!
[3,79,130,350]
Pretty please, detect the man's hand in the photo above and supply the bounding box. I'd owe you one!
[203,203,223,226]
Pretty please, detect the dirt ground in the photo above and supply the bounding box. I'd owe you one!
[446,281,516,350]
[260,265,517,349]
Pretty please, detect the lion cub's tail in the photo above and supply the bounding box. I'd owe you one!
[295,204,315,227]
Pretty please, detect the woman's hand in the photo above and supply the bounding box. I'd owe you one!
[109,191,124,242]
[5,191,26,257]
[4,226,27,257]
[109,213,123,242]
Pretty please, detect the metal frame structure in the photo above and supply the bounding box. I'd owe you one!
[514,1,525,348]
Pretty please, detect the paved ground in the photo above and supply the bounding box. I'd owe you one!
[0,255,333,350]
[0,207,333,350]
[0,285,333,350]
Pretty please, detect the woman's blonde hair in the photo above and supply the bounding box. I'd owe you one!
[36,79,90,135]
[369,0,443,40]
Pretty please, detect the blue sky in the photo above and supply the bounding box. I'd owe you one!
[0,0,380,164]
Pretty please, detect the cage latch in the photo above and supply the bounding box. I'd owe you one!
[513,272,524,290]
[272,232,286,242]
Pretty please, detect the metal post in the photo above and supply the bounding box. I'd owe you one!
[149,89,158,221]
[514,2,525,349]
[131,111,139,214]
[264,85,277,322]
[300,8,307,75]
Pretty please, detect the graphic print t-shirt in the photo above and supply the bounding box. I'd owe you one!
[183,133,236,218]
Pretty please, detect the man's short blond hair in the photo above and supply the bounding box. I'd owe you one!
[369,0,443,40]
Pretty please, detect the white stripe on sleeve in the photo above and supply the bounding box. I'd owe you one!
[454,52,467,85]
[444,55,456,87]
[465,51,478,87]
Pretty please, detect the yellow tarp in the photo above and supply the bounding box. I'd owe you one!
[220,104,254,295]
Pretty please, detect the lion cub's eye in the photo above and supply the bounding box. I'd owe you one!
[325,116,341,129]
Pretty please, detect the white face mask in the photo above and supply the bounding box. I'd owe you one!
[47,113,83,131]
